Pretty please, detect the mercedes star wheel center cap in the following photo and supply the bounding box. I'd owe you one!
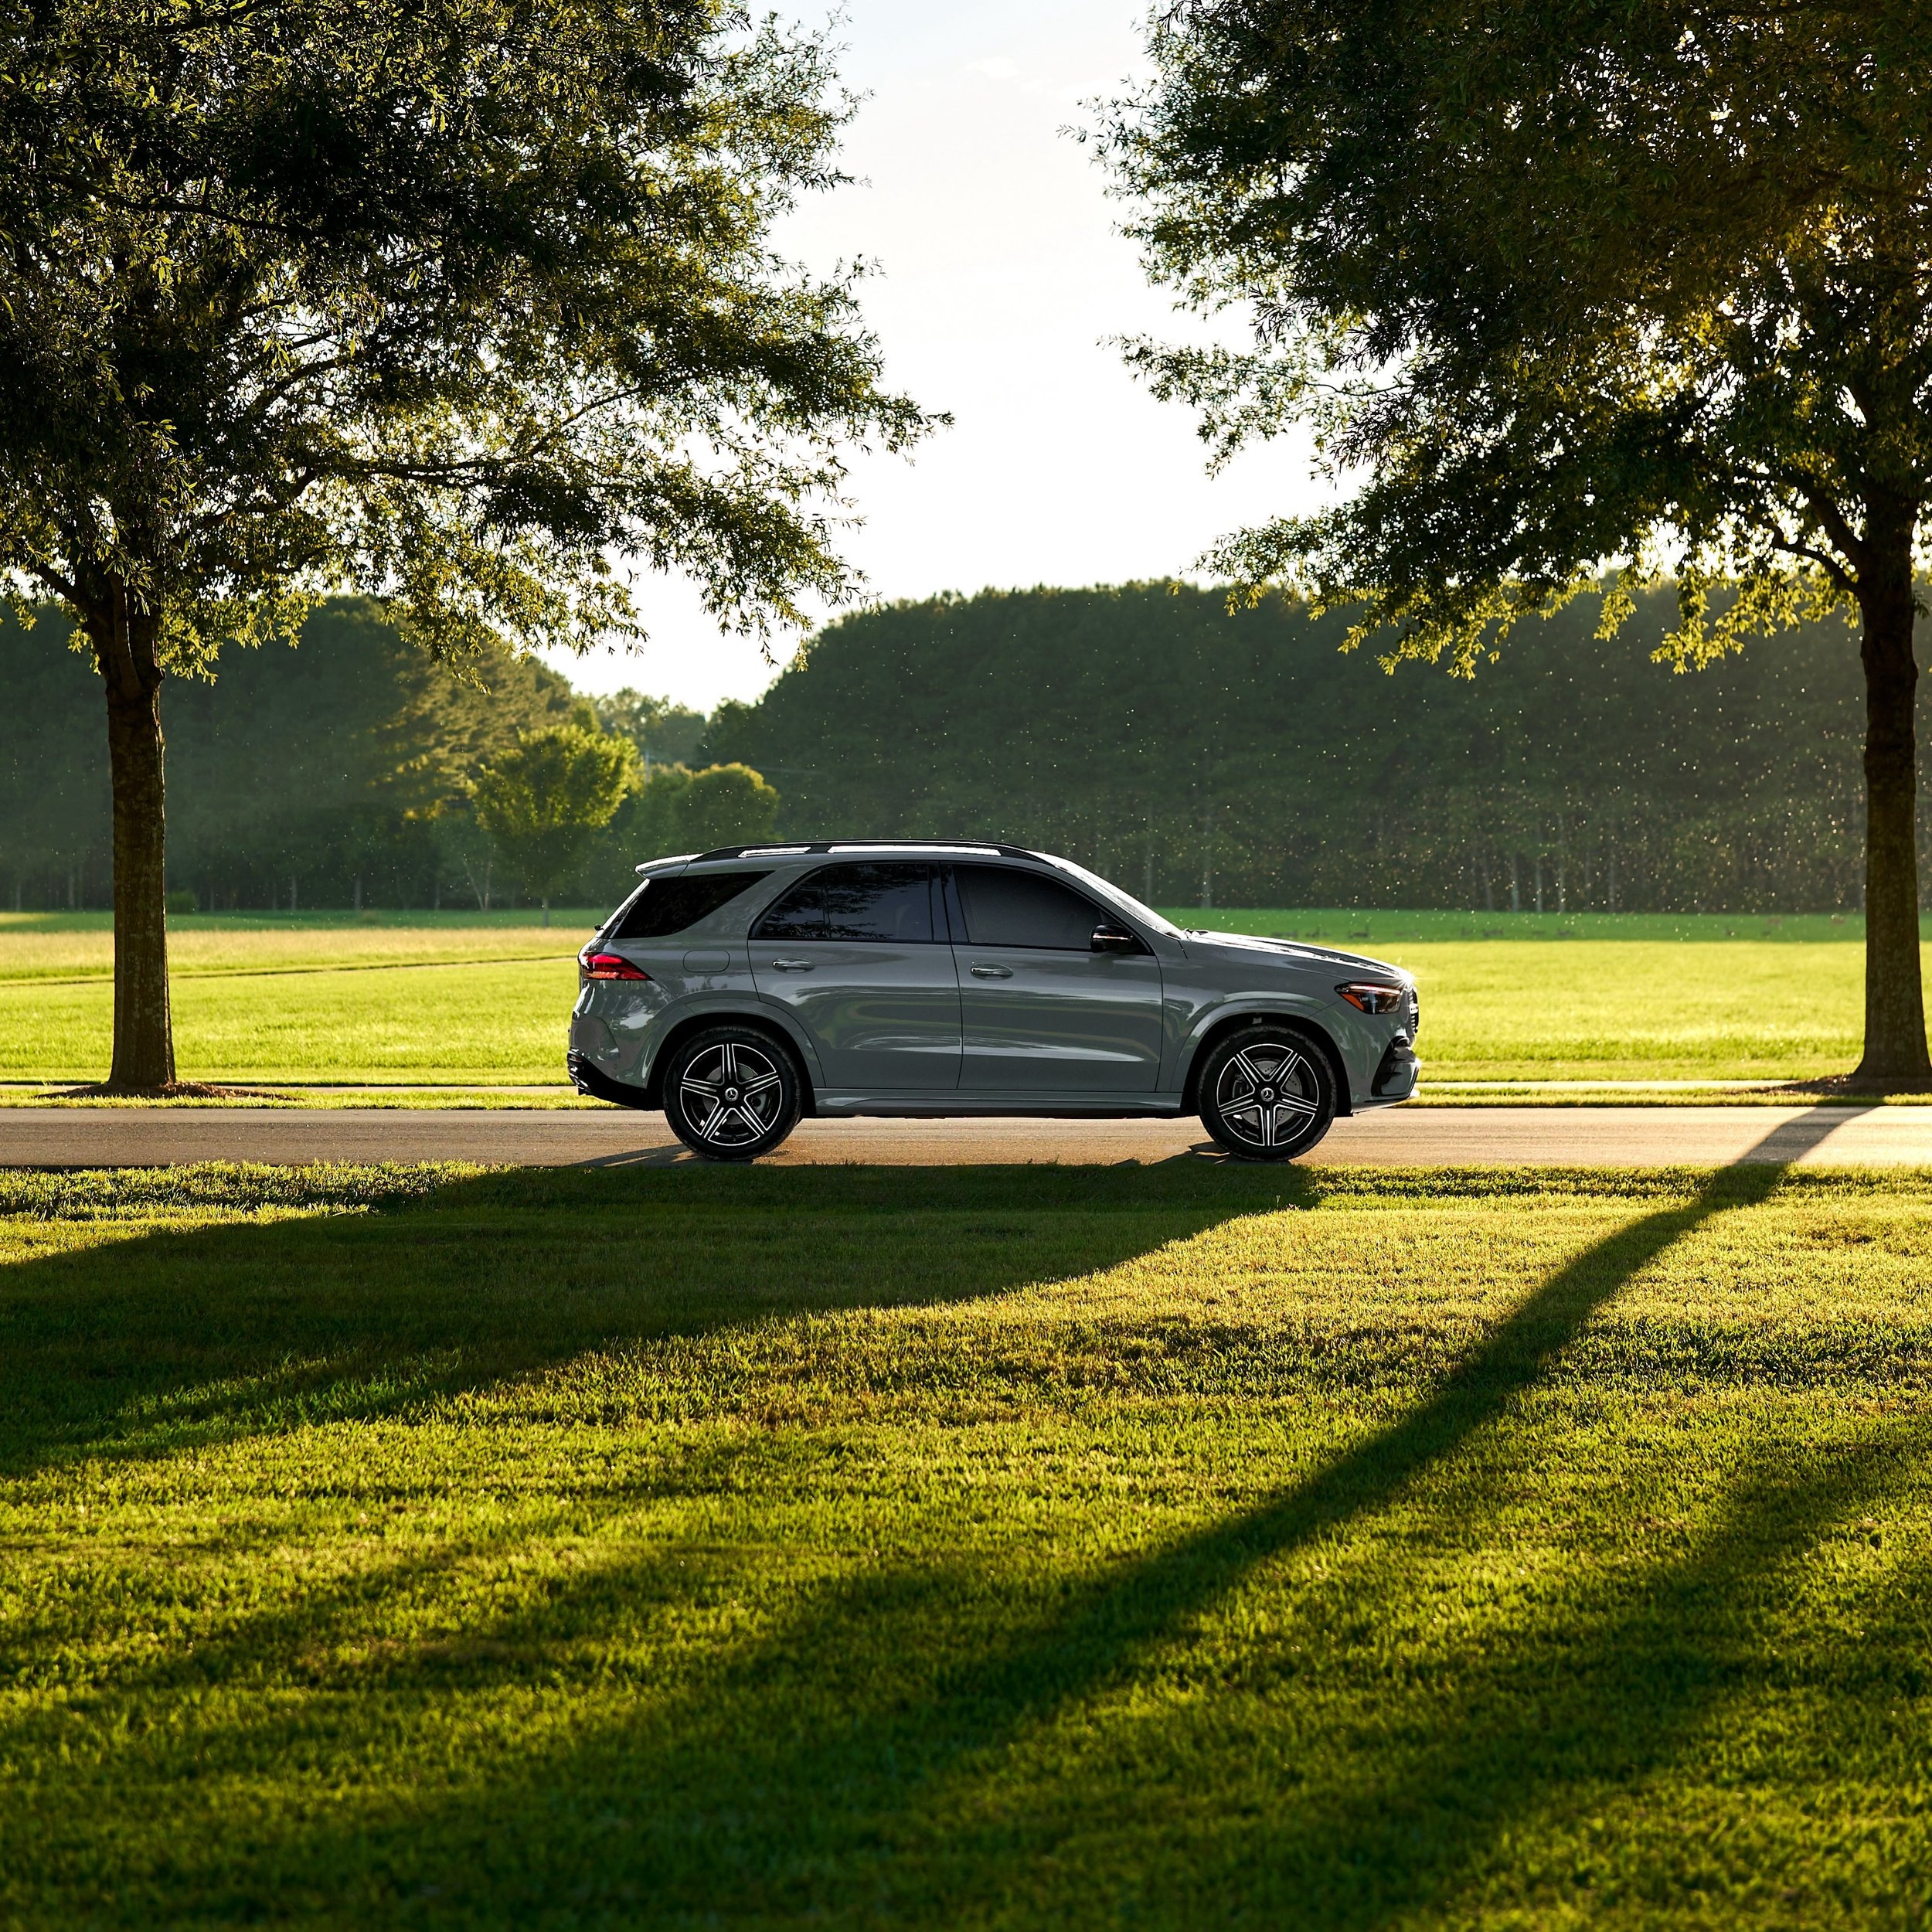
[1260,1087,1277,1101]
[725,1087,740,1101]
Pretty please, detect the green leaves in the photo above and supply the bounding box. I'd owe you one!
[0,0,937,662]
[1101,1,1932,658]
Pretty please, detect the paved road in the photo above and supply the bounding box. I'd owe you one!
[1,1104,1927,1168]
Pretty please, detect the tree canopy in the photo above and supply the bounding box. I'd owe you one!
[0,0,931,1085]
[471,726,637,918]
[1103,0,1932,1080]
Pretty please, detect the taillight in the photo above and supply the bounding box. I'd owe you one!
[1337,981,1405,1015]
[580,950,650,982]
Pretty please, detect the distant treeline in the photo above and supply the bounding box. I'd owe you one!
[9,583,1922,916]
[704,582,1925,913]
[1,600,709,913]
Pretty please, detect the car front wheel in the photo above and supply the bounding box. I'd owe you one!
[1197,1026,1337,1162]
[663,1027,804,1162]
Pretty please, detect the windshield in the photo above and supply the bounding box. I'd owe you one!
[1041,854,1183,939]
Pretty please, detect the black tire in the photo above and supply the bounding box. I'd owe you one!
[662,1026,804,1162]
[1197,1026,1337,1162]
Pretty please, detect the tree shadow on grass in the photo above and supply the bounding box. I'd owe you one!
[19,1128,1901,1917]
[11,1114,1914,1925]
[0,1159,1317,1477]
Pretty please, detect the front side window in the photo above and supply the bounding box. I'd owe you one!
[751,862,937,944]
[953,865,1104,951]
[614,870,770,940]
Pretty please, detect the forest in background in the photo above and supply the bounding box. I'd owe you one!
[1,600,710,913]
[5,582,1923,914]
[707,582,1920,913]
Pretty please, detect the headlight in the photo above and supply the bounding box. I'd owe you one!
[1336,981,1406,1015]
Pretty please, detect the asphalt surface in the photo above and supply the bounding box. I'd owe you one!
[1,1104,1927,1168]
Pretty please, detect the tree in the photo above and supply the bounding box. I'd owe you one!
[0,0,932,1088]
[471,727,638,922]
[595,757,779,879]
[1104,0,1932,1083]
[625,764,698,862]
[679,762,780,849]
[596,689,710,770]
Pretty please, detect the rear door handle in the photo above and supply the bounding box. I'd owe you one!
[770,958,814,972]
[969,963,1013,978]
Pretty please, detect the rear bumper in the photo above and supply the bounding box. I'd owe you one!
[566,1049,652,1110]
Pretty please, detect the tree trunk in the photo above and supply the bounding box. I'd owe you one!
[92,590,176,1091]
[1852,535,1930,1085]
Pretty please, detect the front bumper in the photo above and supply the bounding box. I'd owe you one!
[1369,1032,1420,1100]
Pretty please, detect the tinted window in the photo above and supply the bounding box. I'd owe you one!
[752,862,937,943]
[954,866,1103,951]
[614,871,770,940]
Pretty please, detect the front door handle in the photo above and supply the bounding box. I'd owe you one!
[769,958,815,972]
[969,963,1014,978]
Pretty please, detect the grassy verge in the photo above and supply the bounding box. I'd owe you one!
[3,1162,1930,1927]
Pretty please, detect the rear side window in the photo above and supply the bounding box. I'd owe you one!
[614,871,770,940]
[954,865,1101,951]
[752,862,937,943]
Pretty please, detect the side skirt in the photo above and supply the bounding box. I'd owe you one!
[812,1093,1185,1119]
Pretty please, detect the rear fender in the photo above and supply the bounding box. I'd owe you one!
[643,1000,823,1114]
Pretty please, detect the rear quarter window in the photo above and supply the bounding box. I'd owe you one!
[613,871,770,940]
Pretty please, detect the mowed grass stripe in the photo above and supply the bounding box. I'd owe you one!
[2,915,1922,1083]
[2,1162,1930,1925]
[15,953,578,989]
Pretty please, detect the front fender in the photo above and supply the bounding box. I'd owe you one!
[1174,995,1360,1114]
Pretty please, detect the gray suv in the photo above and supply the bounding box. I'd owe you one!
[567,840,1419,1161]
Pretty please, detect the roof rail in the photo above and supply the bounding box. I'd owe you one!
[685,838,1039,864]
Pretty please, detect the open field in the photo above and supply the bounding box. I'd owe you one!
[1158,908,1893,944]
[0,909,592,980]
[0,910,1920,1088]
[2,1160,1930,1926]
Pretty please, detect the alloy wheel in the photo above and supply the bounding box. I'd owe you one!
[677,1039,787,1151]
[1211,1041,1321,1153]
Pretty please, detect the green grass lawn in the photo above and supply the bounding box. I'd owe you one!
[0,910,594,1086]
[0,909,1917,1087]
[3,1160,1930,1927]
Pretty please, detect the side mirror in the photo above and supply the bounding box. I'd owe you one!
[1091,922,1142,954]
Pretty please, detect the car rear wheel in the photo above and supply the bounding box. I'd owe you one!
[1198,1026,1336,1162]
[663,1027,804,1162]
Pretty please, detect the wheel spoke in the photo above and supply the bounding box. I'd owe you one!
[1210,1036,1327,1154]
[740,1070,782,1097]
[694,1098,726,1139]
[719,1042,738,1083]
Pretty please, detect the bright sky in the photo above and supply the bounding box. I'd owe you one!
[551,0,1325,713]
